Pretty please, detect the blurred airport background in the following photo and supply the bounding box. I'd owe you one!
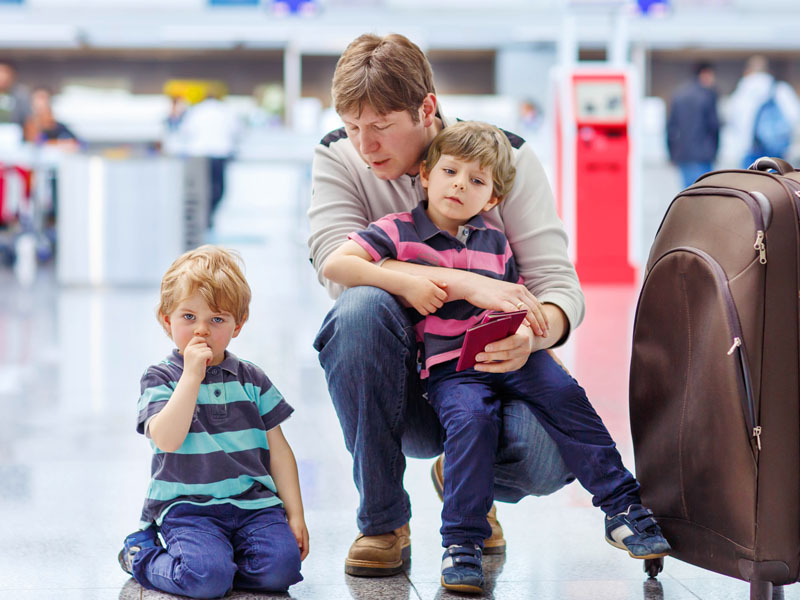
[2,1,800,598]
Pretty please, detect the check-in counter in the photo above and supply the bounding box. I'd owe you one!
[56,155,208,286]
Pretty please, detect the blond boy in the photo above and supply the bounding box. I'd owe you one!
[118,245,308,598]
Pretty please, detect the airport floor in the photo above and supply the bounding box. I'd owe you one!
[0,163,795,600]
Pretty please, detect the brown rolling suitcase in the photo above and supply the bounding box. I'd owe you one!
[629,157,800,599]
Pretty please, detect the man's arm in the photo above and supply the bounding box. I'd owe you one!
[308,137,375,299]
[323,240,447,316]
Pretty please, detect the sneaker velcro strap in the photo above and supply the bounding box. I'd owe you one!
[452,555,482,568]
[447,545,481,557]
[628,508,658,533]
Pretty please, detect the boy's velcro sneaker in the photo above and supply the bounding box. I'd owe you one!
[440,543,484,594]
[605,504,672,559]
[118,526,161,575]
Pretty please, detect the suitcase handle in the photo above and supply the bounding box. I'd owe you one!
[747,156,795,175]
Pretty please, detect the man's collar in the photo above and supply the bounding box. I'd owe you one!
[169,349,239,375]
[411,202,487,241]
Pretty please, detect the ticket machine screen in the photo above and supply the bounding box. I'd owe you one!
[574,80,626,123]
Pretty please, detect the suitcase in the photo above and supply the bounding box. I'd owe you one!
[629,157,800,599]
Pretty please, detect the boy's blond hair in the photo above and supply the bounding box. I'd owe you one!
[158,245,251,327]
[423,121,517,200]
[332,33,435,123]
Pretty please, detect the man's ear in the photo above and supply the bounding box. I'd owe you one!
[232,322,244,338]
[420,93,437,127]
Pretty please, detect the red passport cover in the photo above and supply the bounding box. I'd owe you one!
[455,310,527,372]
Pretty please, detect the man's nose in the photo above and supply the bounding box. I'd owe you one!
[194,322,210,336]
[359,131,379,155]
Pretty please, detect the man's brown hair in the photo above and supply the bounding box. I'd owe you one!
[422,121,517,200]
[332,33,435,122]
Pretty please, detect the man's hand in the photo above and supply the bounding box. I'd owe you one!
[289,516,310,561]
[183,336,212,377]
[464,279,549,336]
[402,277,448,316]
[473,303,567,373]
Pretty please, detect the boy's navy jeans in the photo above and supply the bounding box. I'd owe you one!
[131,504,302,599]
[313,286,575,537]
[428,352,641,547]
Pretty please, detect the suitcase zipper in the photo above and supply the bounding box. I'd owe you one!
[664,246,761,453]
[676,187,771,265]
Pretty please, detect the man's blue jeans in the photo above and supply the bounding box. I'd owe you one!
[313,286,574,536]
[131,504,302,599]
[678,161,712,188]
[427,356,641,548]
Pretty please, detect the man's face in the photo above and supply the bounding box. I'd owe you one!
[341,104,430,180]
[0,65,14,92]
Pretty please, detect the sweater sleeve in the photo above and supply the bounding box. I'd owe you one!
[307,132,373,299]
[498,142,585,340]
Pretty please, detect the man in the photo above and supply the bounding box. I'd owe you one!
[667,63,719,188]
[308,33,582,577]
[724,55,800,168]
[0,60,31,128]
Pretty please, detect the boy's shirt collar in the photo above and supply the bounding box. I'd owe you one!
[411,201,488,242]
[168,348,240,376]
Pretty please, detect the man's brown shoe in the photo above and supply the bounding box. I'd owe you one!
[344,523,411,577]
[431,455,507,555]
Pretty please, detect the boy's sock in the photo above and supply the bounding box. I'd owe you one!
[605,504,671,559]
[440,543,484,594]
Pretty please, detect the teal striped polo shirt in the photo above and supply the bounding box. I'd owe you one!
[136,349,293,528]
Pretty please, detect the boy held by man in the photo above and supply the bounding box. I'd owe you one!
[118,245,308,599]
[323,121,670,594]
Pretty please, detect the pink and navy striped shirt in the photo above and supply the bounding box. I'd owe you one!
[349,202,523,376]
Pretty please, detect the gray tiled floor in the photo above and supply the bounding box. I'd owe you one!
[0,164,796,599]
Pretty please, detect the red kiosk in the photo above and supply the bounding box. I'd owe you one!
[554,66,636,284]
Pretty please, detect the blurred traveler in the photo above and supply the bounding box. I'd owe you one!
[175,91,241,229]
[666,63,719,188]
[308,33,583,579]
[23,87,80,151]
[0,60,31,127]
[725,55,800,168]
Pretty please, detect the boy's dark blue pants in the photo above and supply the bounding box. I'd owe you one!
[131,504,302,599]
[427,349,640,548]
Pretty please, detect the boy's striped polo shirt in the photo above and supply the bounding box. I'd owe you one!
[136,350,293,528]
[349,201,522,375]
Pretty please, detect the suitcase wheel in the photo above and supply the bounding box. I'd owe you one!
[644,557,664,579]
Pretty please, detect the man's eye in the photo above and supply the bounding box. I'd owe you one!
[443,168,455,175]
[375,124,391,131]
[212,317,224,324]
[471,179,485,185]
[182,314,195,321]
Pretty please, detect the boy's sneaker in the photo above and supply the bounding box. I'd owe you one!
[440,544,484,594]
[118,526,161,575]
[605,504,672,559]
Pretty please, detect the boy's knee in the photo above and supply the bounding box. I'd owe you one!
[178,555,236,599]
[244,550,302,592]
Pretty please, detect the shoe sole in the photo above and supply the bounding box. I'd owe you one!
[441,577,484,594]
[431,459,507,555]
[344,544,411,577]
[605,537,669,560]
[117,549,132,576]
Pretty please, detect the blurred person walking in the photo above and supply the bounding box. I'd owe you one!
[174,89,241,229]
[725,55,800,167]
[667,63,719,188]
[0,60,30,128]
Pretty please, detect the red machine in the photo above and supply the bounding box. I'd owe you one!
[554,67,636,284]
